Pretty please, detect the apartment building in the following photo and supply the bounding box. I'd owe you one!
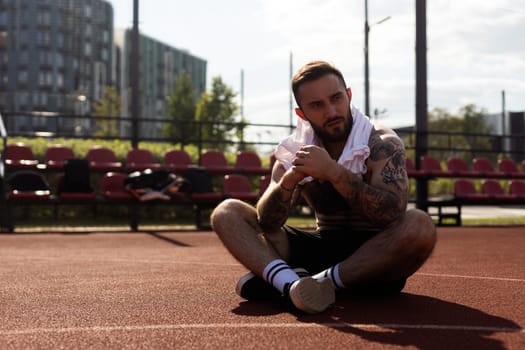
[0,0,207,139]
[114,29,206,139]
[0,0,113,134]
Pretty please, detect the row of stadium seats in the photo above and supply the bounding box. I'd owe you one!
[2,166,271,232]
[406,156,525,179]
[1,143,272,175]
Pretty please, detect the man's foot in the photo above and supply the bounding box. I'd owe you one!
[286,277,335,314]
[236,268,309,301]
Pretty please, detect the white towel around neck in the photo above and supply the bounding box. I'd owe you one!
[274,105,374,183]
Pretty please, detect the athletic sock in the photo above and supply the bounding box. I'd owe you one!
[312,264,346,290]
[262,259,300,294]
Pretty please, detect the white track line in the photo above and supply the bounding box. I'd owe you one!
[1,323,523,336]
[416,272,525,283]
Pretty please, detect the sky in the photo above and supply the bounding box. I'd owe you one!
[107,0,525,132]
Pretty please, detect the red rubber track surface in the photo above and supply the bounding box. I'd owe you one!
[1,226,524,349]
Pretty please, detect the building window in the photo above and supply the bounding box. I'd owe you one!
[84,42,91,56]
[18,70,28,84]
[37,31,51,45]
[56,72,64,88]
[37,11,51,26]
[102,29,109,43]
[84,4,92,17]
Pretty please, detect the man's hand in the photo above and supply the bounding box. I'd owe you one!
[291,145,344,183]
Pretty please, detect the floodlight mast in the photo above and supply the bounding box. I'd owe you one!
[364,0,390,117]
[131,0,140,149]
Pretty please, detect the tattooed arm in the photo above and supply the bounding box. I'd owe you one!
[330,127,409,225]
[256,161,304,233]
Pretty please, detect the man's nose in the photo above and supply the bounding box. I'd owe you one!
[325,103,338,118]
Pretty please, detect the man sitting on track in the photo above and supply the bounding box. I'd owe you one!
[211,60,436,314]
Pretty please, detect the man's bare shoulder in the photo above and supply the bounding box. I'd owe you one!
[367,125,405,162]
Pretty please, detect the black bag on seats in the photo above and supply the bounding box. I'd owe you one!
[124,169,191,201]
[60,159,92,193]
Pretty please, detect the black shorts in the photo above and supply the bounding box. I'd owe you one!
[284,225,380,274]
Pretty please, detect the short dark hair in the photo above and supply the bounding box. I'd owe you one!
[291,61,347,107]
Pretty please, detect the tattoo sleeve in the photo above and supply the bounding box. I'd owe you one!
[256,183,298,233]
[334,131,409,226]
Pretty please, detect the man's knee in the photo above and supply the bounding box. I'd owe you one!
[399,209,437,255]
[210,198,255,232]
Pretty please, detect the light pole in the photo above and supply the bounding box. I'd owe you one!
[364,0,390,117]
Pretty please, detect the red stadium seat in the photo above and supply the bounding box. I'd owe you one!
[481,179,517,202]
[164,149,195,172]
[446,157,472,177]
[199,150,234,174]
[509,180,525,200]
[405,158,421,177]
[101,172,134,201]
[454,179,490,201]
[498,159,522,178]
[420,156,450,177]
[6,170,52,200]
[4,143,39,170]
[86,146,123,172]
[45,145,75,170]
[223,174,258,203]
[258,175,271,197]
[473,157,502,178]
[234,151,270,175]
[126,148,162,172]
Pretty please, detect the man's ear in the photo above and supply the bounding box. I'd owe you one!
[295,107,306,120]
[347,87,352,102]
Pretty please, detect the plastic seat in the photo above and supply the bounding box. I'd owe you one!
[258,175,271,197]
[234,151,270,175]
[5,170,53,232]
[86,146,123,172]
[497,159,522,178]
[6,170,52,200]
[4,143,39,170]
[473,157,502,178]
[405,158,421,177]
[126,148,162,172]
[446,157,472,177]
[164,149,195,172]
[454,179,489,201]
[45,145,75,170]
[481,179,517,201]
[509,180,525,200]
[182,167,223,229]
[420,156,450,177]
[101,172,133,201]
[199,150,234,174]
[223,174,258,203]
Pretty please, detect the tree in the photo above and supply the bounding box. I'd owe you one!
[92,86,121,137]
[164,73,197,145]
[195,76,239,151]
[426,104,494,161]
[460,104,495,159]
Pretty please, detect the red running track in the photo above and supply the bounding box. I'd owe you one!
[0,226,524,349]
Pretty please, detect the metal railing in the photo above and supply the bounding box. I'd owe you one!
[1,111,524,163]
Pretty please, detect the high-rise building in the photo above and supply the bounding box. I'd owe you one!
[0,0,114,134]
[0,0,207,139]
[114,29,207,139]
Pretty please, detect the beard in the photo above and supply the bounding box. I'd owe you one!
[309,113,352,144]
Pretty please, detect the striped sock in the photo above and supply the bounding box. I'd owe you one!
[312,264,345,290]
[262,259,300,293]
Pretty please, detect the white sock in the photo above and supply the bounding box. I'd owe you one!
[262,259,300,293]
[312,264,345,290]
